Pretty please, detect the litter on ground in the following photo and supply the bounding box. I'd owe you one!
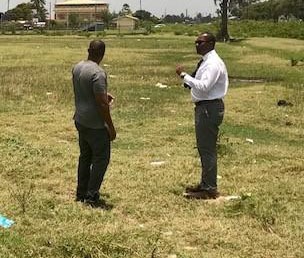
[150,161,166,166]
[0,215,14,228]
[246,138,254,144]
[155,82,168,88]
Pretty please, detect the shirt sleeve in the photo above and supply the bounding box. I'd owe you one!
[183,63,221,92]
[92,70,107,94]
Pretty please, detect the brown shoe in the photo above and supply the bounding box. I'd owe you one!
[183,189,220,200]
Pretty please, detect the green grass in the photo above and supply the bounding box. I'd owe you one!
[0,35,303,258]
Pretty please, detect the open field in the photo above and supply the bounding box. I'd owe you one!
[0,35,303,257]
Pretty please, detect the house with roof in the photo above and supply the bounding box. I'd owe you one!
[54,0,108,23]
[112,15,139,31]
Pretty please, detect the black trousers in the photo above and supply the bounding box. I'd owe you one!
[194,99,224,190]
[75,121,110,200]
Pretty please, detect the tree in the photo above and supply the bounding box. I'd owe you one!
[246,0,281,22]
[230,0,259,18]
[214,0,230,41]
[68,13,79,29]
[30,0,47,21]
[133,10,152,20]
[279,0,304,20]
[162,14,183,23]
[101,10,114,29]
[214,0,261,41]
[5,3,33,21]
[120,3,132,15]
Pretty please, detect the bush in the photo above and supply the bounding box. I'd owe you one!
[228,20,304,40]
[174,30,183,35]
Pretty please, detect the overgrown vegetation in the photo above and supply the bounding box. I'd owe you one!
[0,35,303,257]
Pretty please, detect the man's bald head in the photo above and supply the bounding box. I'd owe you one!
[200,32,216,48]
[88,40,105,63]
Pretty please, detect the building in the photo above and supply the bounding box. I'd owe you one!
[54,0,108,23]
[112,15,139,31]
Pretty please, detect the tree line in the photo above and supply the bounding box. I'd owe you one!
[214,0,304,41]
[2,0,47,21]
[1,0,303,41]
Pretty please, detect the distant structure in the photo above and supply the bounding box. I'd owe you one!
[54,0,108,22]
[112,15,139,31]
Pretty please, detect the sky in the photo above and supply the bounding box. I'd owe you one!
[0,0,218,18]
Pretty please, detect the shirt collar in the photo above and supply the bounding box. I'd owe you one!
[202,49,215,61]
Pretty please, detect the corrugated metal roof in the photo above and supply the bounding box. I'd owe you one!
[55,0,108,5]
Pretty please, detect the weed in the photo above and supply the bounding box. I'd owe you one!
[9,183,34,214]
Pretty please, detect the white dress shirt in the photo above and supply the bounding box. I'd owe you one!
[183,50,229,102]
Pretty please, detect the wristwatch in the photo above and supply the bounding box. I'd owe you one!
[180,72,186,79]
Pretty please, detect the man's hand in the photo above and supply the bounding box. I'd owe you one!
[176,64,185,76]
[95,92,116,141]
[106,124,116,141]
[107,93,115,106]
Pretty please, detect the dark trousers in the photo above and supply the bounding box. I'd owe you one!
[194,99,224,190]
[75,121,110,200]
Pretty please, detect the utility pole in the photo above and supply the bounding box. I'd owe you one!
[7,0,10,11]
[49,1,52,30]
[139,0,142,20]
[0,12,3,31]
[50,1,52,20]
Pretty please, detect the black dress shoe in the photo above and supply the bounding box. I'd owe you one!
[183,189,220,200]
[185,184,204,193]
[75,197,85,202]
[84,198,113,210]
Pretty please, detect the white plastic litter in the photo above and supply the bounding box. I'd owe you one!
[184,246,198,250]
[150,161,166,166]
[246,138,254,144]
[155,82,168,88]
[167,255,177,258]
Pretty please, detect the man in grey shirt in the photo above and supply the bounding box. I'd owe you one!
[72,40,116,207]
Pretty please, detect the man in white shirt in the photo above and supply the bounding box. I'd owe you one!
[176,32,229,199]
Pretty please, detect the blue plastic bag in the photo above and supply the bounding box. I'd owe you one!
[0,214,14,228]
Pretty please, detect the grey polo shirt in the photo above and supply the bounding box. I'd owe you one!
[72,60,107,129]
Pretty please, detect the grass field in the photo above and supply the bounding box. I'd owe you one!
[0,35,303,258]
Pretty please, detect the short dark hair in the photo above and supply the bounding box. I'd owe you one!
[88,40,105,57]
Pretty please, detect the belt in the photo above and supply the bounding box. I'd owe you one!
[195,99,222,106]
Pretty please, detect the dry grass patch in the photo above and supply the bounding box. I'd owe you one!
[238,54,289,66]
[247,37,304,52]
